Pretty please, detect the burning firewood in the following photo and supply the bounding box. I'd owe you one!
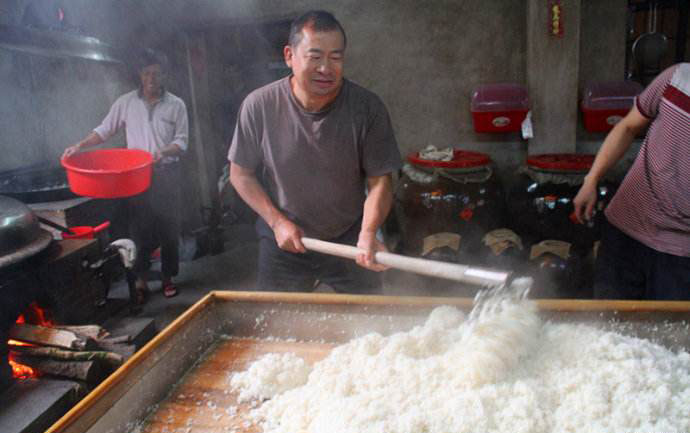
[94,335,136,360]
[10,356,105,384]
[9,323,98,351]
[8,345,124,369]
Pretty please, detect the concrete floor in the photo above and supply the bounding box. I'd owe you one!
[108,223,480,333]
[108,223,258,332]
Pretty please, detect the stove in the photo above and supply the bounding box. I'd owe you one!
[0,238,107,391]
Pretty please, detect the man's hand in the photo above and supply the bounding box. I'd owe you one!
[272,217,306,253]
[61,132,104,160]
[573,180,598,223]
[154,144,182,162]
[229,162,304,253]
[62,144,81,159]
[356,231,388,272]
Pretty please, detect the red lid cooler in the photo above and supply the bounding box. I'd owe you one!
[581,81,643,132]
[471,83,529,133]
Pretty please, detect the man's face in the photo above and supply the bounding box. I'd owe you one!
[140,64,163,97]
[284,26,345,101]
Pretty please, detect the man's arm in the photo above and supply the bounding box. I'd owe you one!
[356,173,394,271]
[63,96,126,159]
[573,106,650,222]
[229,162,306,253]
[62,132,104,158]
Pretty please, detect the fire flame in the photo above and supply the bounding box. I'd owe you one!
[15,302,55,327]
[7,302,53,380]
[8,338,38,379]
[8,340,37,379]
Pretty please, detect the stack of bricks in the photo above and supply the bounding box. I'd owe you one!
[37,239,104,325]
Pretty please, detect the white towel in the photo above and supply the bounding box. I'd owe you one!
[419,145,453,161]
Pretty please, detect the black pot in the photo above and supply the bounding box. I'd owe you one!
[0,163,76,204]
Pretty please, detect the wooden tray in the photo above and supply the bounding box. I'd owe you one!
[46,292,690,433]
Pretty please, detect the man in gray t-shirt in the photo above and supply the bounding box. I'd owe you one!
[228,10,401,293]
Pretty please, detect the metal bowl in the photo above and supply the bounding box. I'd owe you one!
[0,195,52,268]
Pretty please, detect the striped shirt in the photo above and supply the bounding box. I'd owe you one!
[605,63,690,257]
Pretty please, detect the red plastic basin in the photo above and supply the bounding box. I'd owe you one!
[61,149,153,198]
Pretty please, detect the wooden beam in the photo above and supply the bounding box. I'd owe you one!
[184,32,216,214]
[526,0,582,154]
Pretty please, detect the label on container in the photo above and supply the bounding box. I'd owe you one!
[606,115,623,125]
[529,239,571,261]
[483,228,523,256]
[492,116,511,127]
[422,232,461,256]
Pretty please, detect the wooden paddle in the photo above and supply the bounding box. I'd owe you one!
[302,237,511,287]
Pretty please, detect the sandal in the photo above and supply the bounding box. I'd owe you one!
[163,283,178,298]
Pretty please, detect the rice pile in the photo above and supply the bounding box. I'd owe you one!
[230,280,690,433]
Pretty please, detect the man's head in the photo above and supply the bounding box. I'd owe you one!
[287,10,347,49]
[136,49,167,99]
[284,10,346,107]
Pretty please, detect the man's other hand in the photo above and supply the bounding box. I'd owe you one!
[356,231,388,272]
[573,181,598,224]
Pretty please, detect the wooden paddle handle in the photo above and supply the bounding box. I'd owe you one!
[301,237,510,286]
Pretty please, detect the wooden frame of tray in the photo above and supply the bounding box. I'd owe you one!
[46,291,690,433]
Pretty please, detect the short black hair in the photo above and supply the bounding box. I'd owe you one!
[288,10,347,49]
[135,48,167,72]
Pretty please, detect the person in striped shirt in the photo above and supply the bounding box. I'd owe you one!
[574,63,690,300]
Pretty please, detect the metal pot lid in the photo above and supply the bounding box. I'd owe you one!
[0,195,53,268]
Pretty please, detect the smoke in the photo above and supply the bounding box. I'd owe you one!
[0,0,288,177]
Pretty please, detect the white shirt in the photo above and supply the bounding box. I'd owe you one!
[94,89,188,163]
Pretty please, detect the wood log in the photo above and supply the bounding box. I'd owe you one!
[9,324,97,351]
[12,355,104,384]
[98,335,131,344]
[94,341,136,360]
[9,346,124,369]
[55,325,109,340]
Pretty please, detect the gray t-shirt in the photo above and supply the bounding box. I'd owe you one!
[228,76,402,239]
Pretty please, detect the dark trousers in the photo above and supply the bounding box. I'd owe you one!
[256,218,382,294]
[129,162,181,279]
[594,218,690,300]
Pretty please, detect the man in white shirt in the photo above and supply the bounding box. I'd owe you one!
[63,50,188,302]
